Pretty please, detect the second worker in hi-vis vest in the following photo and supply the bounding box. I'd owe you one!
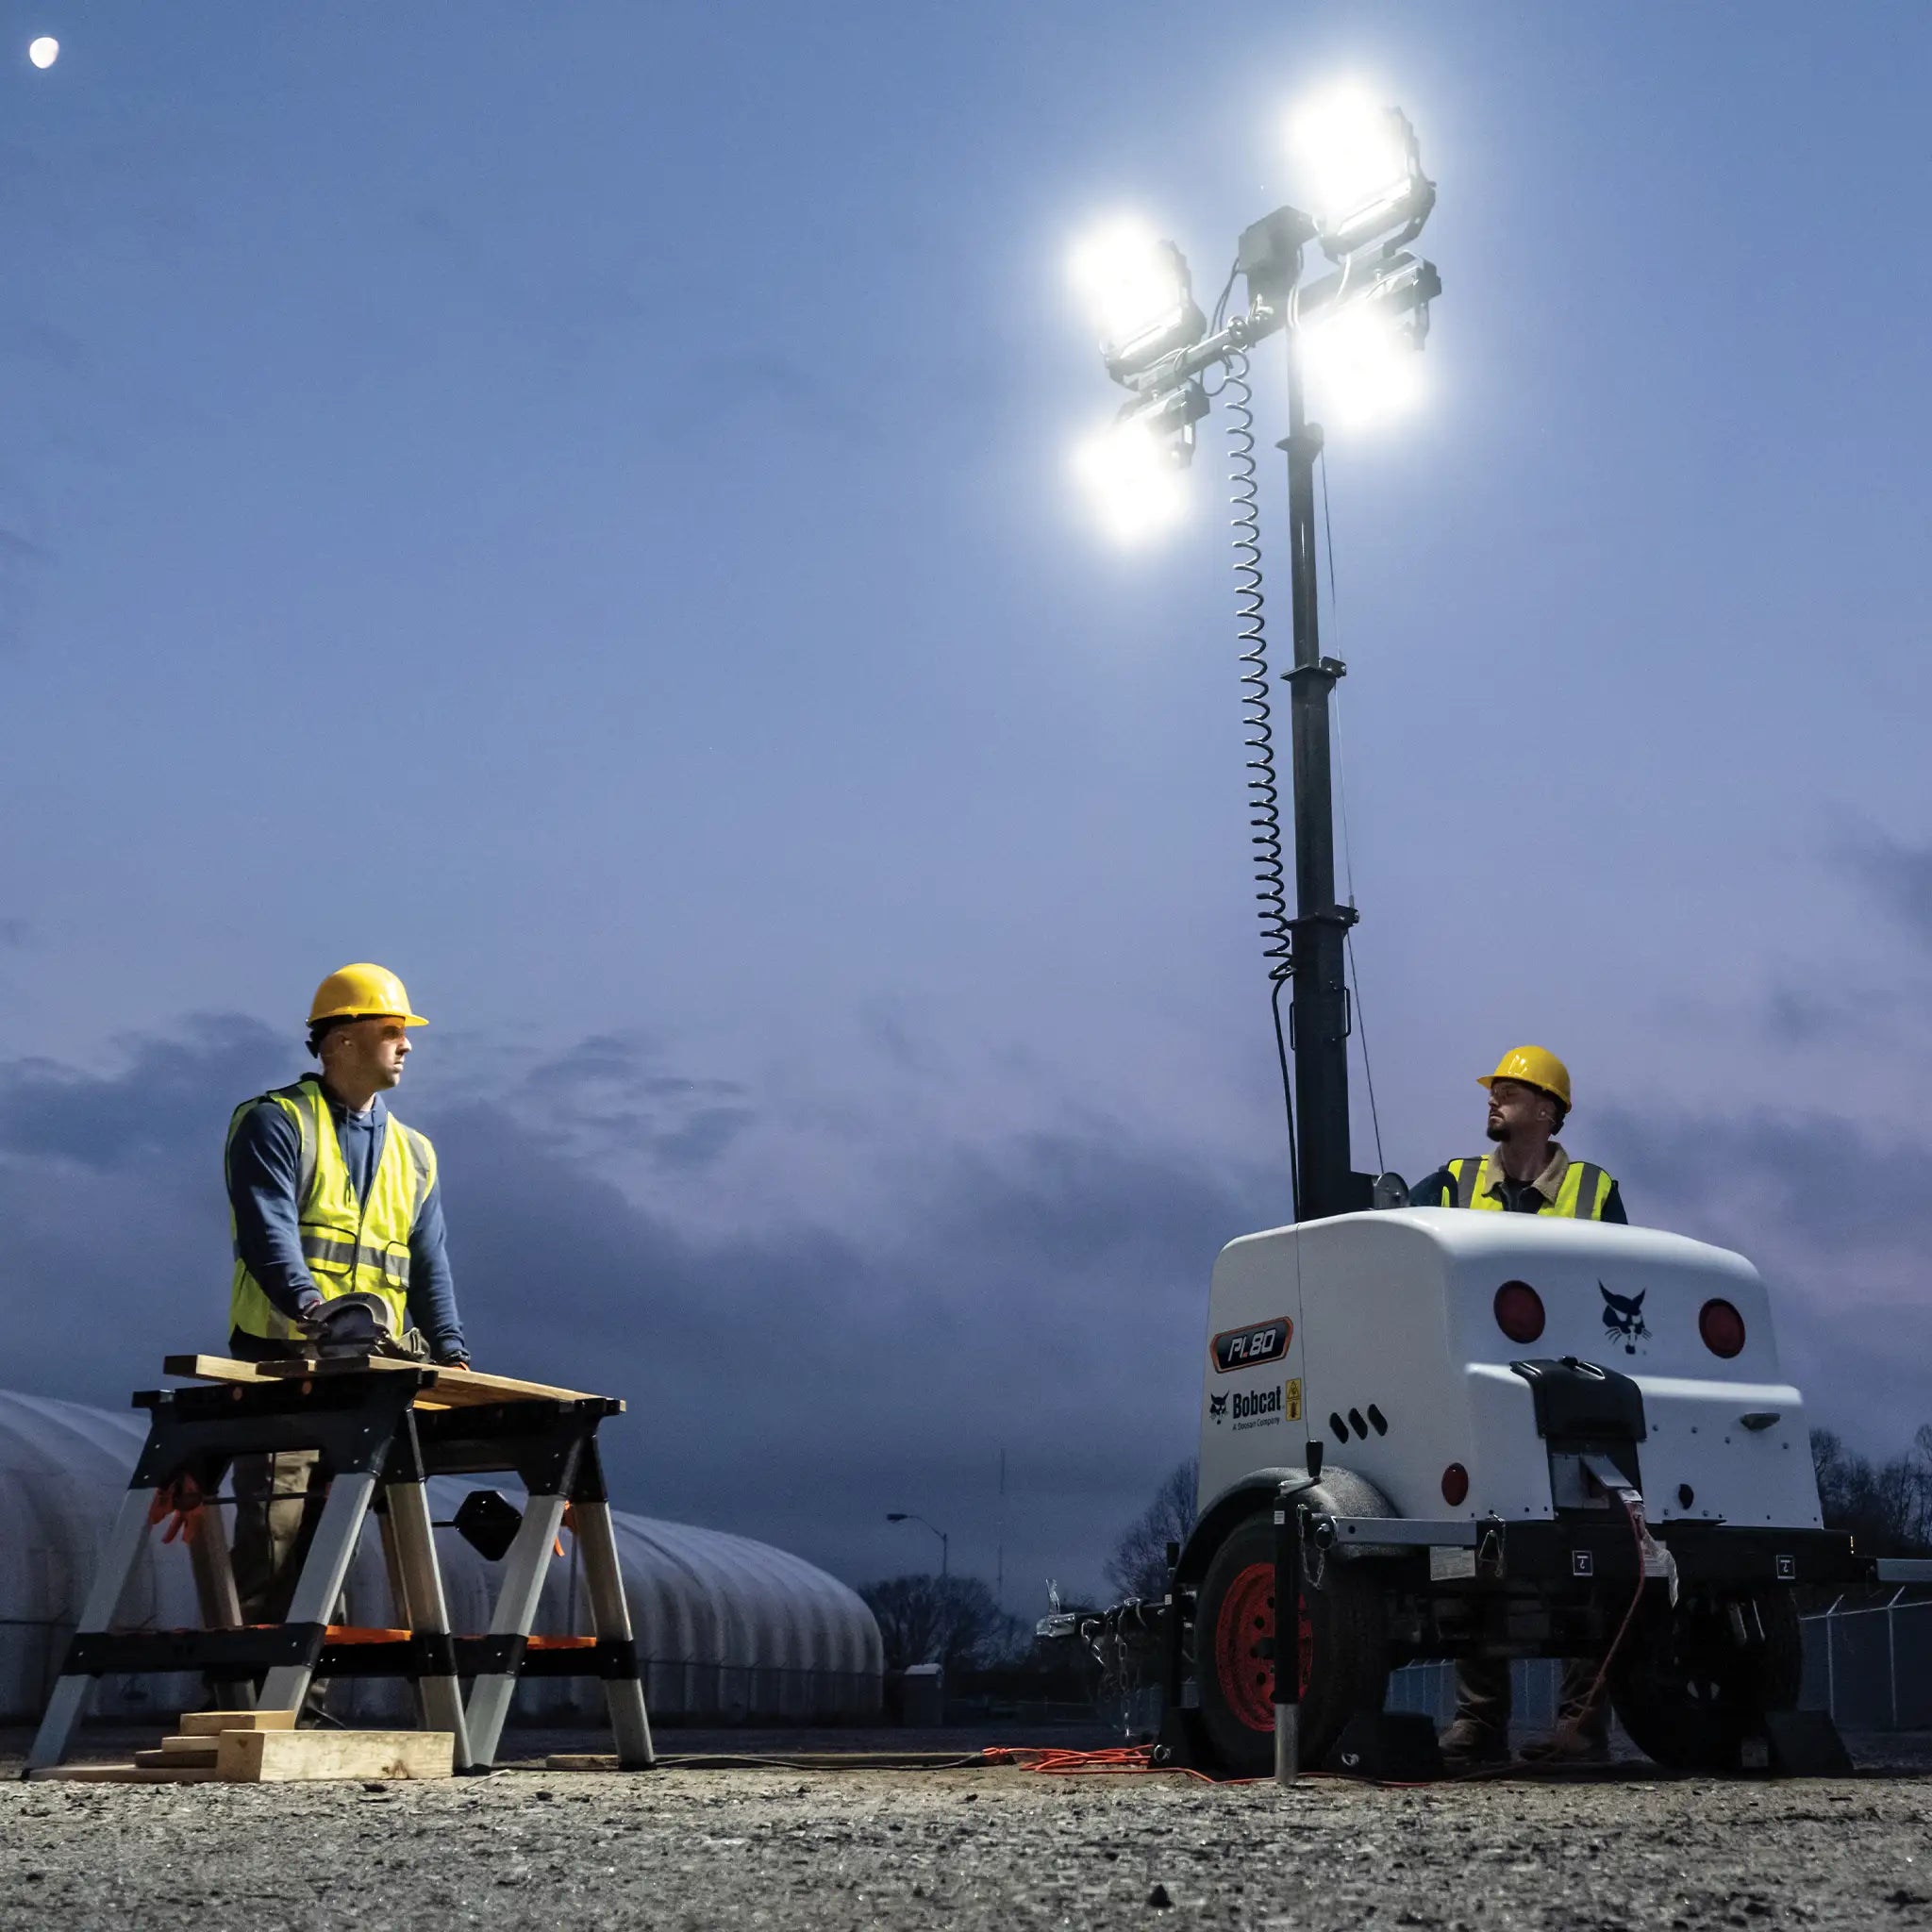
[223,963,471,1622]
[1411,1044,1626,1771]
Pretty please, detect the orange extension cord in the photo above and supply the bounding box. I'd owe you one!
[983,1744,1230,1785]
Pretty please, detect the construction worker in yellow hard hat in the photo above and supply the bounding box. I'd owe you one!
[221,965,471,1623]
[1413,1045,1626,1772]
[1410,1046,1625,1223]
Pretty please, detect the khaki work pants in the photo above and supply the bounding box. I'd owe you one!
[1455,1655,1607,1741]
[230,1449,326,1626]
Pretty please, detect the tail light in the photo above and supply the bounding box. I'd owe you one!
[1493,1280,1545,1344]
[1441,1462,1470,1507]
[1699,1298,1746,1358]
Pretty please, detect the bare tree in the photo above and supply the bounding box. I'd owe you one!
[858,1574,1021,1674]
[1810,1426,1932,1557]
[1104,1458,1198,1601]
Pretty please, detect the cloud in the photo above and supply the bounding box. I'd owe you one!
[1845,827,1932,950]
[1597,1103,1932,1266]
[1761,981,1860,1048]
[13,1020,1915,1598]
[1593,1101,1932,1452]
[0,1017,1267,1601]
[0,1014,286,1170]
[502,1030,754,1173]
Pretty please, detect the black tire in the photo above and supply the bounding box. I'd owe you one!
[1193,1510,1389,1777]
[1609,1591,1803,1772]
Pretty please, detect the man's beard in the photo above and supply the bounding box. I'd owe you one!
[1486,1118,1510,1143]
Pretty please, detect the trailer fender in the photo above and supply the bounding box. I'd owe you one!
[1177,1464,1396,1591]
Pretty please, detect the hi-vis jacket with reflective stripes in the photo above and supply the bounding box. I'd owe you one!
[226,1078,438,1345]
[1447,1152,1615,1219]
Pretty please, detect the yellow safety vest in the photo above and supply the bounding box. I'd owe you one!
[1448,1153,1613,1220]
[227,1078,437,1346]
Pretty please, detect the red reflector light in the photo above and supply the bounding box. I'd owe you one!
[1699,1298,1746,1358]
[1441,1462,1470,1507]
[1493,1280,1546,1344]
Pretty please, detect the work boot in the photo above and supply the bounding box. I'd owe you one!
[1519,1718,1610,1765]
[1521,1657,1612,1764]
[1438,1717,1509,1770]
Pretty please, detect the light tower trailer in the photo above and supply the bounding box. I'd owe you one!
[1059,93,1929,1780]
[1125,1205,1927,1778]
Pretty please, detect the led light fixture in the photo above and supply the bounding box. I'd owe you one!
[1288,84,1434,260]
[1070,217,1207,383]
[1073,382,1208,544]
[1297,298,1426,430]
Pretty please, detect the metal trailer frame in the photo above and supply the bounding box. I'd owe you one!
[1148,1471,1931,1779]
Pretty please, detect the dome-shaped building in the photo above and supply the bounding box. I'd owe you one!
[0,1389,881,1727]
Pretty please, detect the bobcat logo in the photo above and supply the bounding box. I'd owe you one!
[1208,1392,1228,1424]
[1600,1282,1649,1355]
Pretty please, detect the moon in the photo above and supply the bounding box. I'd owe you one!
[28,37,59,70]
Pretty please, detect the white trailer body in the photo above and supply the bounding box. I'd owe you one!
[1197,1208,1820,1532]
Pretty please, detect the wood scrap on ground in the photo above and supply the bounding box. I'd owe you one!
[34,1707,452,1785]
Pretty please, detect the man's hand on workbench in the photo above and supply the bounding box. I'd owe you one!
[432,1350,471,1370]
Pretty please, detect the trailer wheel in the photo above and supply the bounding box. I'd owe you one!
[1609,1590,1803,1772]
[1193,1510,1388,1777]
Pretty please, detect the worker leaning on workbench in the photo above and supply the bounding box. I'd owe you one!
[1412,1046,1625,1771]
[222,963,470,1622]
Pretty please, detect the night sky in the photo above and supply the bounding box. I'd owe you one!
[2,3,1927,1607]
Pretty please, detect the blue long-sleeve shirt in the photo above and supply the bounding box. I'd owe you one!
[226,1083,465,1358]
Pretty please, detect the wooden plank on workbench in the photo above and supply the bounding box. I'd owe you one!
[162,1351,615,1410]
[162,1354,268,1387]
[216,1728,454,1783]
[253,1355,611,1408]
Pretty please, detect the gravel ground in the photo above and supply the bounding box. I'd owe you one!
[2,1729,1927,1931]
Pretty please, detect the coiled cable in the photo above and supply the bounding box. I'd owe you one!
[1217,345,1300,1217]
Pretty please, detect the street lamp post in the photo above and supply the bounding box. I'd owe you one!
[886,1510,950,1579]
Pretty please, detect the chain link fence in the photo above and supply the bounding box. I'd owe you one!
[1386,1594,1932,1733]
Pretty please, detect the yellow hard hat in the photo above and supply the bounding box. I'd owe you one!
[308,963,427,1027]
[1478,1044,1571,1109]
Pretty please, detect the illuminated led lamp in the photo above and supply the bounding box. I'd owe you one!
[1101,250,1207,384]
[1289,89,1435,263]
[1293,253,1441,430]
[1072,381,1209,545]
[1493,1281,1546,1345]
[1070,220,1208,386]
[1319,151,1434,260]
[1698,1298,1747,1359]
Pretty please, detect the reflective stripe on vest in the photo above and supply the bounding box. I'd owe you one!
[226,1079,437,1345]
[1449,1154,1612,1219]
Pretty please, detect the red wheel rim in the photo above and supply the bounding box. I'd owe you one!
[1212,1560,1313,1732]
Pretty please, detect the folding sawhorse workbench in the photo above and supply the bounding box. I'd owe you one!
[25,1355,656,1776]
